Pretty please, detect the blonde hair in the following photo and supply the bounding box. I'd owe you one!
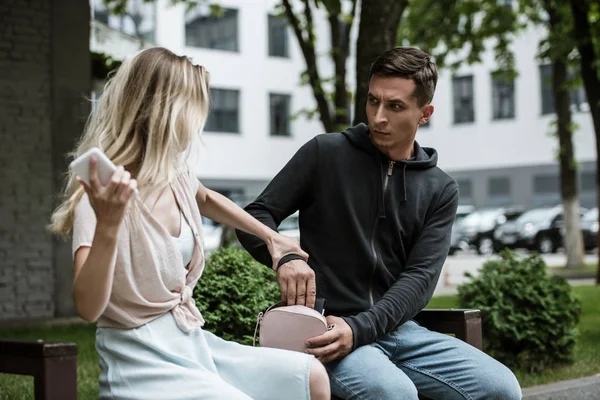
[49,47,210,237]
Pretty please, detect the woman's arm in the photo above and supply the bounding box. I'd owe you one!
[73,223,119,322]
[196,183,308,266]
[72,160,137,322]
[196,185,277,248]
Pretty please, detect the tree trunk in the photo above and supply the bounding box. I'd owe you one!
[353,0,407,125]
[568,0,600,283]
[281,0,334,132]
[552,59,585,268]
[325,0,357,132]
[329,12,351,131]
[219,225,238,248]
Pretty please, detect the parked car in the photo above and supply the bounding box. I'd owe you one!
[450,206,524,255]
[494,205,587,254]
[455,205,476,223]
[202,217,223,256]
[581,207,598,251]
[448,205,476,255]
[279,212,300,242]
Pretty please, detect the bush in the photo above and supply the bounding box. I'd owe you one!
[194,247,280,345]
[458,250,582,373]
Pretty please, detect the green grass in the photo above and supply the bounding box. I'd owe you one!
[549,263,597,279]
[427,285,600,388]
[1,286,598,398]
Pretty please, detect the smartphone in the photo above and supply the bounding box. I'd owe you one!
[69,147,117,186]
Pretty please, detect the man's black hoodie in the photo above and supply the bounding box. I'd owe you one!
[236,124,459,349]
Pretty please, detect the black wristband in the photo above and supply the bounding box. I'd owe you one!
[276,254,306,271]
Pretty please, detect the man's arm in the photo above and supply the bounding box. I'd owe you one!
[236,137,319,268]
[344,185,459,349]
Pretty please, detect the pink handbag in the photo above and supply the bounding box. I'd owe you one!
[253,302,330,353]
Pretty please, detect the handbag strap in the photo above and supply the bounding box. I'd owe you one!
[252,301,285,347]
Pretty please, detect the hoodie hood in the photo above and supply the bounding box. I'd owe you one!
[341,123,438,169]
[340,123,439,214]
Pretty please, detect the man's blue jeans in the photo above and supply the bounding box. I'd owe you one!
[326,321,522,400]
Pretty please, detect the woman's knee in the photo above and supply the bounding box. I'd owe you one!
[309,358,331,400]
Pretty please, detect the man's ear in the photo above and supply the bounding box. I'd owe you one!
[420,104,434,124]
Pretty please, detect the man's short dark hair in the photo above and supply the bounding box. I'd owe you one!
[369,47,438,106]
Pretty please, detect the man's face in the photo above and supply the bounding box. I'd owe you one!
[366,75,433,157]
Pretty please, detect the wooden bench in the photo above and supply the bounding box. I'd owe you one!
[0,309,481,400]
[413,308,483,350]
[0,339,77,400]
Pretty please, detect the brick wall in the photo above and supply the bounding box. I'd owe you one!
[0,0,90,322]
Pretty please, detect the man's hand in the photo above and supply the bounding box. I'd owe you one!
[277,259,316,308]
[305,316,354,364]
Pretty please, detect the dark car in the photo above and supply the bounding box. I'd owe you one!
[448,205,476,255]
[494,205,587,254]
[450,207,524,255]
[581,208,598,251]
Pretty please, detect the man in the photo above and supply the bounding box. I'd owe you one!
[237,47,521,400]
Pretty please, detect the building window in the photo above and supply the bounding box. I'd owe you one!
[186,7,238,51]
[492,73,515,120]
[268,15,288,57]
[488,177,511,206]
[92,6,109,24]
[580,171,596,208]
[270,94,291,137]
[456,178,474,205]
[205,89,240,133]
[452,75,475,124]
[581,171,596,192]
[533,174,560,206]
[540,64,588,115]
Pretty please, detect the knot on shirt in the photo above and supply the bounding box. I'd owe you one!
[180,285,192,305]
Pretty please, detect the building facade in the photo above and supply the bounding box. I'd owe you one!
[91,0,340,204]
[417,24,596,210]
[92,0,596,211]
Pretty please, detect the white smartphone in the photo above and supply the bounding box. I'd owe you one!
[69,147,117,186]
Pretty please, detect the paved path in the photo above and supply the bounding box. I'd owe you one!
[433,251,597,296]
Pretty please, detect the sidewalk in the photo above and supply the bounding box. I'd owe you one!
[522,374,600,399]
[433,278,596,297]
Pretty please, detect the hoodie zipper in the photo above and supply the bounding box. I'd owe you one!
[368,160,394,305]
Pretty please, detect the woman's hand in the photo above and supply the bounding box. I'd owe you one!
[77,157,137,230]
[266,232,309,272]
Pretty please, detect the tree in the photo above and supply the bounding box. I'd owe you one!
[567,0,600,284]
[280,0,358,132]
[401,0,586,268]
[540,0,585,270]
[352,0,408,125]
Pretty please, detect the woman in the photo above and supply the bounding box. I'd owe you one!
[49,47,330,400]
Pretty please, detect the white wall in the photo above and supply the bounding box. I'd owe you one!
[418,25,596,173]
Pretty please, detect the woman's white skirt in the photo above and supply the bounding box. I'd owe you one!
[96,312,313,400]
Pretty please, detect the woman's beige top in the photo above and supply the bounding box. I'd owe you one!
[72,167,206,332]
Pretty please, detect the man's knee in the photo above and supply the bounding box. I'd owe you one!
[480,364,522,400]
[371,379,418,400]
